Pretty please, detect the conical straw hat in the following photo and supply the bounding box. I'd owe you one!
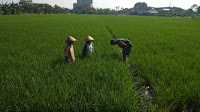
[66,36,76,43]
[85,35,94,41]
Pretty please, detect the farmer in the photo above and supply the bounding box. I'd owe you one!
[64,36,76,63]
[110,38,132,62]
[82,36,94,57]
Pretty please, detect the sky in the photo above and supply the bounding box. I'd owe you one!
[1,0,200,10]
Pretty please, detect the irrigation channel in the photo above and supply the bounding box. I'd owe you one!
[105,25,156,111]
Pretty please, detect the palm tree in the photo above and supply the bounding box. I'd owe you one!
[2,3,10,15]
[10,2,18,14]
[191,4,198,12]
[0,4,2,14]
[19,0,32,13]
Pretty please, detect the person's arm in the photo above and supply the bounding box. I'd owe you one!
[92,43,94,54]
[71,49,76,63]
[117,41,127,47]
[64,45,71,62]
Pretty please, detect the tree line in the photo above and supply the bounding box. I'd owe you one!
[0,0,69,15]
[0,1,200,17]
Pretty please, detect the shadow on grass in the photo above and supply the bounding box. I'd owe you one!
[51,57,66,70]
[171,100,200,112]
[51,53,122,70]
[51,55,85,69]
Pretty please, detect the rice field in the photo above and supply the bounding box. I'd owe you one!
[0,14,200,111]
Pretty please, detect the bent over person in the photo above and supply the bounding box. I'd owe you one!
[110,38,132,62]
[82,36,94,57]
[64,36,76,63]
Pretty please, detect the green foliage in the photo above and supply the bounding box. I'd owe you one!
[191,4,198,12]
[10,2,18,14]
[104,15,200,111]
[1,3,10,15]
[0,2,69,15]
[0,15,137,111]
[1,14,200,111]
[1,1,198,17]
[198,6,200,14]
[134,2,148,13]
[19,0,32,5]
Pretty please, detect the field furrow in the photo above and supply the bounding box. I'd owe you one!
[0,15,137,111]
[1,14,200,111]
[104,15,200,111]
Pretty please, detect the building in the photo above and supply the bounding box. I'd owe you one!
[148,9,159,14]
[73,3,93,9]
[73,0,93,9]
[77,0,92,4]
[147,9,159,16]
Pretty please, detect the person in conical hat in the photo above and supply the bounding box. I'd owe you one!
[110,38,132,62]
[66,36,76,43]
[82,35,94,57]
[64,36,76,63]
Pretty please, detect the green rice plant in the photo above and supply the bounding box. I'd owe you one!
[0,15,137,111]
[1,14,199,111]
[105,15,200,111]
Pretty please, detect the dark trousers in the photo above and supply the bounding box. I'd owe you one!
[122,43,132,55]
[65,56,69,63]
[126,42,132,55]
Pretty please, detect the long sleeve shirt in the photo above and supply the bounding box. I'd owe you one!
[82,43,94,56]
[64,44,76,63]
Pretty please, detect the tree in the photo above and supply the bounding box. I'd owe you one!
[197,6,200,14]
[27,0,32,4]
[53,4,61,14]
[19,0,32,5]
[32,4,41,14]
[134,2,148,13]
[19,0,33,13]
[10,2,18,14]
[187,8,194,14]
[16,4,23,14]
[87,8,95,14]
[96,8,103,14]
[2,3,10,15]
[191,4,198,12]
[0,1,71,15]
[130,9,138,15]
[43,4,52,14]
[0,4,2,14]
